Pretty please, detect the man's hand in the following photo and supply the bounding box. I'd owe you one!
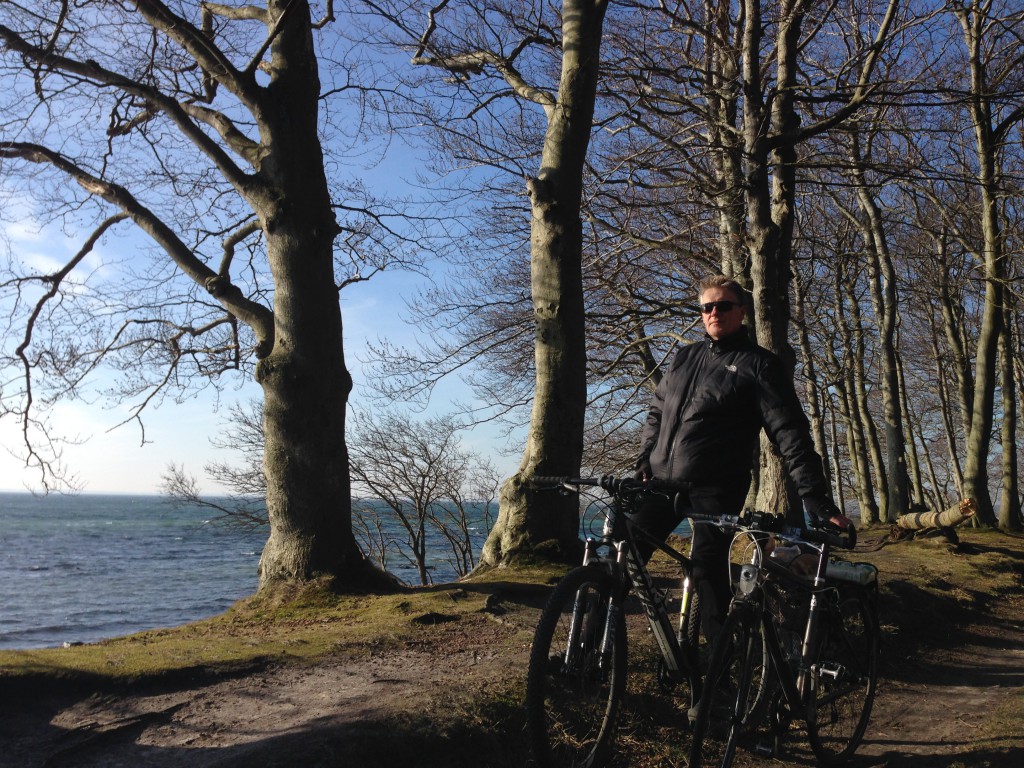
[829,512,854,530]
[634,459,652,482]
[804,496,853,531]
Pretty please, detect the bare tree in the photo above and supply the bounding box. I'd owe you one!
[348,408,497,585]
[0,1,422,590]
[948,0,1023,525]
[162,399,267,529]
[362,0,610,564]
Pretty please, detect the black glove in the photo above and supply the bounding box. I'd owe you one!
[803,495,841,524]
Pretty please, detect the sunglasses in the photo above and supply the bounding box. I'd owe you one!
[700,301,739,314]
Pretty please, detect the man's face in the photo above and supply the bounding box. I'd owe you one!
[699,286,746,340]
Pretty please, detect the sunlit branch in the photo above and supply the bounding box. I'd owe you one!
[218,219,262,277]
[11,214,128,484]
[0,142,275,357]
[133,0,258,105]
[0,25,256,194]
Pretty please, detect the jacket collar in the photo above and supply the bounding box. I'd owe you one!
[705,326,751,353]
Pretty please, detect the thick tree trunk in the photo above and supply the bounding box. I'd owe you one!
[707,0,746,277]
[481,0,608,566]
[741,0,788,518]
[254,1,387,590]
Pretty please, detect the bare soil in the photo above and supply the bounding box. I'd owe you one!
[2,529,1022,768]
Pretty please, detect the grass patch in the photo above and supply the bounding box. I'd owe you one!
[0,576,540,689]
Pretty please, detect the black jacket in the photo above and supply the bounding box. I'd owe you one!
[637,327,828,500]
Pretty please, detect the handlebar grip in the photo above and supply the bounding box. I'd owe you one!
[533,475,573,486]
[647,478,693,494]
[803,523,857,550]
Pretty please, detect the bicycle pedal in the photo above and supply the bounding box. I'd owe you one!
[815,661,843,680]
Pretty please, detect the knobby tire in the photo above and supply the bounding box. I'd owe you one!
[806,590,879,765]
[526,565,627,768]
[688,602,769,768]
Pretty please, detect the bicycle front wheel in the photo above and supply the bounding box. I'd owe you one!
[526,565,627,768]
[688,601,768,768]
[806,591,879,765]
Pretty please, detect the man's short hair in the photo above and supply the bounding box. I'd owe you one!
[698,274,748,306]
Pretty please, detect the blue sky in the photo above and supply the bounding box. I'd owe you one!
[0,221,520,494]
[0,9,528,495]
[0,294,520,495]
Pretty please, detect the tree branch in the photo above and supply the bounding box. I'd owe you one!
[0,23,260,196]
[0,142,275,357]
[132,0,259,106]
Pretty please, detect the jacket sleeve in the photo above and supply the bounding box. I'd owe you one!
[637,378,666,468]
[756,355,829,499]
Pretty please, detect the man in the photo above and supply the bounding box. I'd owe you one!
[634,274,851,641]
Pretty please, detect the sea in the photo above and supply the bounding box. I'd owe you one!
[0,492,485,650]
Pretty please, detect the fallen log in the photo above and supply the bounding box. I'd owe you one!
[896,498,976,530]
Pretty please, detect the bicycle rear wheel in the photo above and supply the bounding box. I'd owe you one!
[806,591,878,765]
[526,565,627,768]
[688,602,768,768]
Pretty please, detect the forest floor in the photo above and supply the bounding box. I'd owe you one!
[1,527,1022,768]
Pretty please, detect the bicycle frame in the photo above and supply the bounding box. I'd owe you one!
[761,554,831,704]
[732,529,851,724]
[580,490,699,685]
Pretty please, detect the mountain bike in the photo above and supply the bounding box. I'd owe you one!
[688,511,879,768]
[524,475,748,768]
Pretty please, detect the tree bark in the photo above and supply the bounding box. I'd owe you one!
[249,1,386,589]
[896,499,976,530]
[481,0,609,566]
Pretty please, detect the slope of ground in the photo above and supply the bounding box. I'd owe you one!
[0,528,1021,768]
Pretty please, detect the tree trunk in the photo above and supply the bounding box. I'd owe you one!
[844,274,888,523]
[929,321,966,497]
[997,302,1021,530]
[896,346,928,507]
[793,273,831,492]
[830,266,880,524]
[706,0,746,277]
[254,1,385,590]
[828,402,847,513]
[896,499,976,530]
[957,4,1002,527]
[851,135,909,522]
[741,0,790,519]
[481,0,608,566]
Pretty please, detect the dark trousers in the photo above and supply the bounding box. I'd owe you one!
[628,484,748,643]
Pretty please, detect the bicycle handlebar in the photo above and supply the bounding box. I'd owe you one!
[533,474,651,494]
[532,474,856,551]
[533,475,692,493]
[804,521,857,551]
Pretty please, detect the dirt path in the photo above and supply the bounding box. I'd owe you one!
[2,534,1022,767]
[1,616,534,768]
[4,649,520,768]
